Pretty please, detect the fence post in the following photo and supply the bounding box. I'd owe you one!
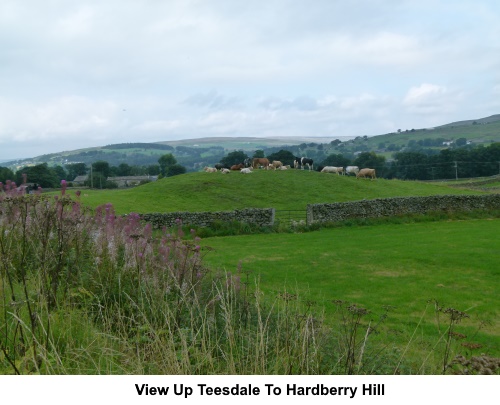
[306,205,314,226]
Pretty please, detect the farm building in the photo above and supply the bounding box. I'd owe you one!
[106,175,158,188]
[72,175,88,186]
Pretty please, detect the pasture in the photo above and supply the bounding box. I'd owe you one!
[200,219,500,366]
[65,170,486,215]
[29,170,498,373]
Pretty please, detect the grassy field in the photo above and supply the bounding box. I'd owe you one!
[199,219,500,366]
[4,170,499,374]
[65,170,486,215]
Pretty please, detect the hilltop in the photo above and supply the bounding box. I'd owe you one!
[71,169,484,215]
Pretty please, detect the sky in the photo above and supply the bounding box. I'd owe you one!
[1,0,500,161]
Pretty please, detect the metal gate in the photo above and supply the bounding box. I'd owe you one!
[274,210,307,226]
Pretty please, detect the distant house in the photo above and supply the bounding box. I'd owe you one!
[106,176,158,188]
[72,175,88,186]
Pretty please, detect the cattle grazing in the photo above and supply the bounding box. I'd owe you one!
[252,157,270,169]
[321,166,343,175]
[203,166,217,173]
[230,163,245,171]
[271,160,283,170]
[345,166,359,176]
[356,168,377,180]
[300,157,314,171]
[240,167,253,174]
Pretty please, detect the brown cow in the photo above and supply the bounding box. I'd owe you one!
[356,168,376,180]
[252,158,269,169]
[230,163,244,171]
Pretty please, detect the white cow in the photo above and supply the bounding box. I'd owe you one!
[321,166,343,175]
[240,167,253,174]
[345,166,360,176]
[203,166,217,173]
[221,168,230,174]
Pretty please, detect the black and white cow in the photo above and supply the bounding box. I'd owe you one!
[293,156,302,169]
[300,157,314,171]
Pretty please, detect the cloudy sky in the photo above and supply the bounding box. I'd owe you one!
[1,0,500,161]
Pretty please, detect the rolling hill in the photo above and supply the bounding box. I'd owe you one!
[68,169,486,215]
[4,114,500,172]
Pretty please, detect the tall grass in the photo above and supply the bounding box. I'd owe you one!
[1,183,497,374]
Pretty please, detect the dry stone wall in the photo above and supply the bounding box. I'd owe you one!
[141,208,275,229]
[307,194,500,224]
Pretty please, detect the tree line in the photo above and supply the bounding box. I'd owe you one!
[0,153,186,189]
[2,143,499,188]
[216,143,500,180]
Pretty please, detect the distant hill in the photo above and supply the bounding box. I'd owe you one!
[3,114,499,171]
[438,114,500,127]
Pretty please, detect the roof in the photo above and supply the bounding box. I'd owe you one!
[73,175,88,182]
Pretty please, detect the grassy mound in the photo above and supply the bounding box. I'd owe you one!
[67,170,485,214]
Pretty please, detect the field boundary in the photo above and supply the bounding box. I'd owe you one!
[307,194,500,224]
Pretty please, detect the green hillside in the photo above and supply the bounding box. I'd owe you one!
[70,170,485,215]
[359,114,500,152]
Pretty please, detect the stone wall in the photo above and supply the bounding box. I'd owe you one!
[307,194,500,224]
[141,208,275,229]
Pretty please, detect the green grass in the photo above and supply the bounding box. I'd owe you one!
[199,219,500,360]
[65,170,486,215]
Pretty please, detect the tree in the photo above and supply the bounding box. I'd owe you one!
[320,153,351,168]
[65,163,87,180]
[116,163,134,176]
[158,153,177,175]
[353,152,387,176]
[92,160,111,178]
[146,164,161,176]
[253,150,265,158]
[166,164,187,177]
[16,163,58,188]
[0,166,15,183]
[219,151,248,168]
[52,165,67,182]
[266,150,296,166]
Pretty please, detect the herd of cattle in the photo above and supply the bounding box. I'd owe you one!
[203,157,377,180]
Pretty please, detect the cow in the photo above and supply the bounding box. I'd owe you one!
[243,157,253,168]
[252,158,269,169]
[221,168,230,174]
[203,166,217,173]
[321,166,343,175]
[345,166,359,176]
[300,157,314,171]
[271,160,283,170]
[356,168,376,180]
[215,163,226,171]
[240,167,253,174]
[230,163,244,171]
[293,157,301,169]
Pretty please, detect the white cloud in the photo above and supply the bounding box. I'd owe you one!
[1,0,499,160]
[403,84,457,114]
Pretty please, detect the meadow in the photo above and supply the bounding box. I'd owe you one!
[200,219,500,368]
[1,172,498,374]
